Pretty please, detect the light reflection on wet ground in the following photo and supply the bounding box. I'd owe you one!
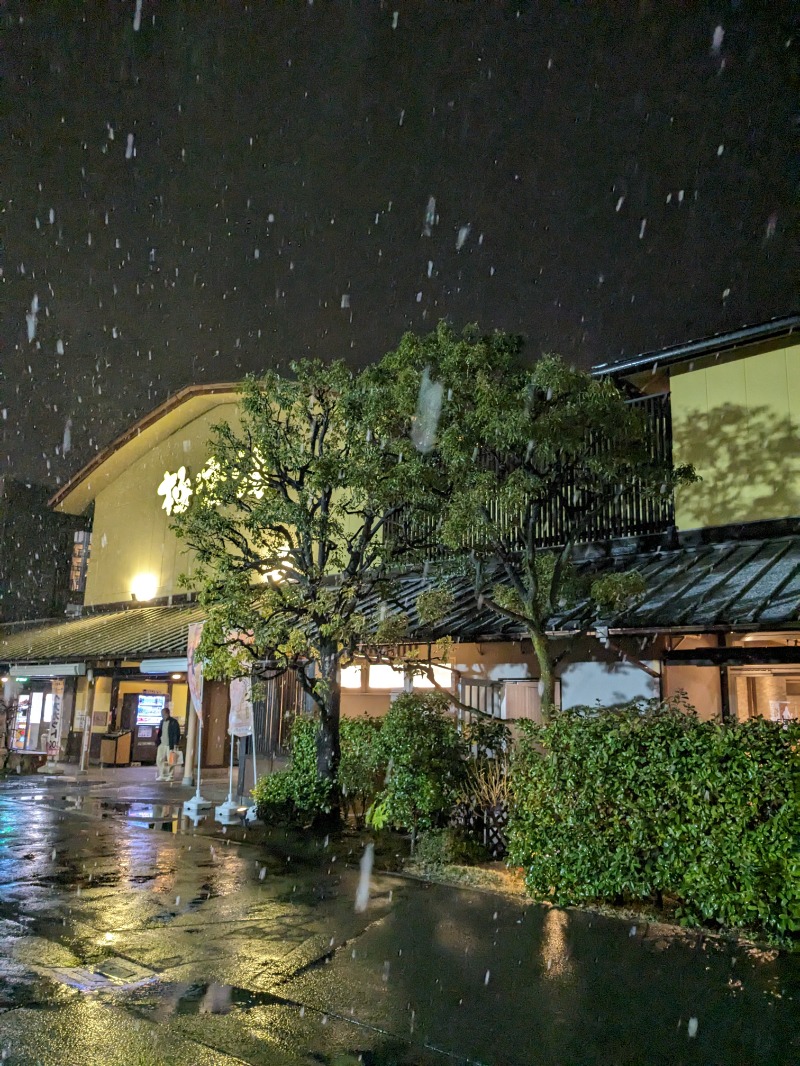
[0,784,798,1065]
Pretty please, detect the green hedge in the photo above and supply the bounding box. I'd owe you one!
[252,716,333,822]
[367,692,467,848]
[507,700,800,940]
[252,715,385,825]
[338,717,385,825]
[254,696,468,842]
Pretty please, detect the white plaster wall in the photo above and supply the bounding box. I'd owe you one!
[561,660,659,709]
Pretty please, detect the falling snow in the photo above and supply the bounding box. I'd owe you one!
[354,842,374,912]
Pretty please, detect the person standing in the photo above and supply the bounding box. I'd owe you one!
[155,702,181,781]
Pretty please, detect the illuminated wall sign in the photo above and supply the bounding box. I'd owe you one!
[157,466,193,515]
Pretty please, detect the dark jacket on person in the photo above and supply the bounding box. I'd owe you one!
[156,716,181,749]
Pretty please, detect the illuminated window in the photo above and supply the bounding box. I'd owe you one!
[368,664,406,690]
[69,531,91,594]
[340,665,363,690]
[29,693,44,724]
[413,665,453,690]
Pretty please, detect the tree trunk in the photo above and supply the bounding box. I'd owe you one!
[316,642,342,823]
[530,629,556,724]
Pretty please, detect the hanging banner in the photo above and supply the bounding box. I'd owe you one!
[187,622,205,722]
[47,679,65,758]
[228,676,254,737]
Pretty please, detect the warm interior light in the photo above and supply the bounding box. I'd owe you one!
[413,665,454,690]
[368,664,407,690]
[171,673,182,680]
[131,572,158,601]
[340,665,363,689]
[0,676,8,683]
[261,545,290,584]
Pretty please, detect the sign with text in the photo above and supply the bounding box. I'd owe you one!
[228,676,254,737]
[187,622,205,722]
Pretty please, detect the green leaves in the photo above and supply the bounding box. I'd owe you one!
[589,570,646,613]
[367,692,468,840]
[506,701,800,942]
[172,359,424,783]
[370,322,697,721]
[415,587,455,626]
[251,716,334,822]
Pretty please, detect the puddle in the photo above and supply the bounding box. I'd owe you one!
[100,801,183,822]
[43,956,156,992]
[131,981,286,1017]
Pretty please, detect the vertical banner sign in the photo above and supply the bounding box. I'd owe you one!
[48,680,65,758]
[187,622,205,721]
[228,676,254,737]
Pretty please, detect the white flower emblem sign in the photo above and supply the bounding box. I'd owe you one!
[158,466,193,515]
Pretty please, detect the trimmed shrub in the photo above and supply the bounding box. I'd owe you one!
[507,700,800,940]
[339,716,384,825]
[251,766,295,822]
[252,716,333,823]
[367,691,467,849]
[415,827,487,867]
[463,716,511,762]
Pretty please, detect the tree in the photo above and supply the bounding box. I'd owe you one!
[367,323,695,721]
[173,360,427,802]
[368,692,467,853]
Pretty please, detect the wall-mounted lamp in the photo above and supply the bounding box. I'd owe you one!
[171,673,183,680]
[130,573,158,602]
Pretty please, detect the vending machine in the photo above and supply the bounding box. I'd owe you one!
[131,693,166,763]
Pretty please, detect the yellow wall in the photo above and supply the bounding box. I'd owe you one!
[342,692,394,718]
[670,342,800,529]
[114,680,188,725]
[84,402,240,605]
[91,676,112,732]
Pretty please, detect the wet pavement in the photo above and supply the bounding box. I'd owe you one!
[0,777,798,1065]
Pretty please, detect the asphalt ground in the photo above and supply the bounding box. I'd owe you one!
[0,773,797,1065]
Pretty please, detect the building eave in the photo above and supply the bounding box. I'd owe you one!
[49,382,241,515]
[591,314,800,379]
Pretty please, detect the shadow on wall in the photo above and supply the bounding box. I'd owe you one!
[673,404,800,528]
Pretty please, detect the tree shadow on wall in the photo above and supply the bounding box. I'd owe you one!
[672,404,800,528]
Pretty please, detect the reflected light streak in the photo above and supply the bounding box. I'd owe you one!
[541,907,572,978]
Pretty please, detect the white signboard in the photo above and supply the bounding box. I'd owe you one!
[228,676,254,737]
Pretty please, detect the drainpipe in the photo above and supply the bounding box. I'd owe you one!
[718,633,731,723]
[77,669,95,776]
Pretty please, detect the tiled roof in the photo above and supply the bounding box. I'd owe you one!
[557,535,800,632]
[378,535,800,640]
[0,603,206,665]
[2,536,797,664]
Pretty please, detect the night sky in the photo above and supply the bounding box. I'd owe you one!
[2,1,797,489]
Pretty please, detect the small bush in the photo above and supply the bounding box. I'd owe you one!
[507,699,800,940]
[251,767,294,821]
[415,827,487,867]
[339,717,384,825]
[464,716,511,762]
[252,716,333,823]
[367,691,467,849]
